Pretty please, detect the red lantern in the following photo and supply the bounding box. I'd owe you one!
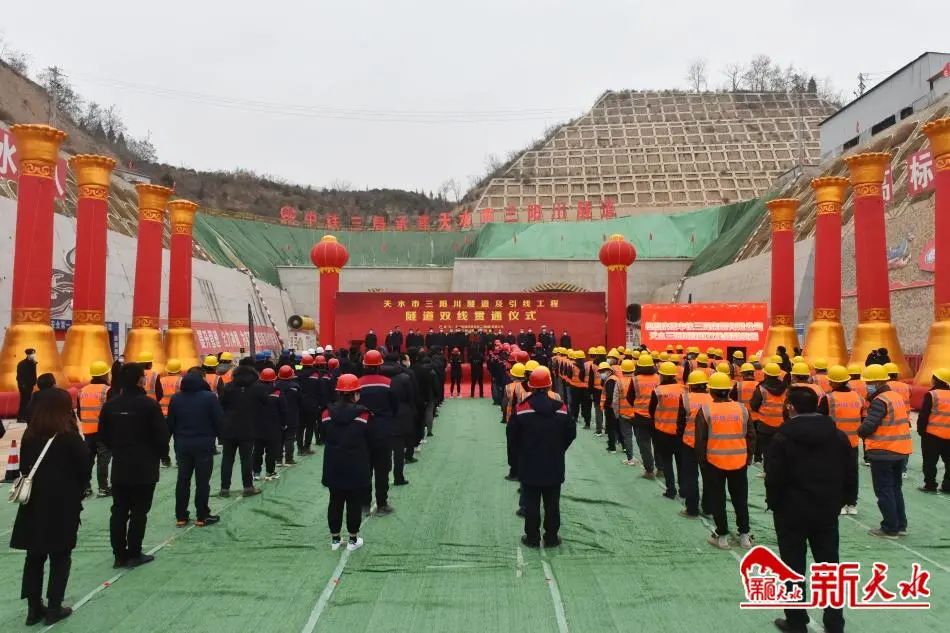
[598,233,637,269]
[310,235,350,270]
[599,234,636,347]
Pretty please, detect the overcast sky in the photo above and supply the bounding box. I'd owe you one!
[4,1,949,197]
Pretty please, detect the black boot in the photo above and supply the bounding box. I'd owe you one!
[44,605,72,625]
[25,601,46,626]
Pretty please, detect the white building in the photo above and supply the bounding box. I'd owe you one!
[820,51,950,158]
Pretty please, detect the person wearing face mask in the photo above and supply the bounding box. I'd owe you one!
[16,348,38,422]
[598,362,619,453]
[857,364,913,539]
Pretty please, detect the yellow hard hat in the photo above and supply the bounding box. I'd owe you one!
[597,361,612,371]
[792,355,805,364]
[791,362,811,377]
[740,363,755,373]
[89,360,110,377]
[862,364,888,382]
[587,346,597,355]
[575,349,586,359]
[166,358,182,374]
[733,350,744,359]
[828,365,850,383]
[813,358,828,370]
[708,372,733,390]
[631,350,641,359]
[670,353,682,362]
[524,360,540,371]
[706,347,716,355]
[676,344,684,352]
[659,361,679,376]
[137,351,153,363]
[637,354,654,368]
[763,362,782,377]
[659,352,670,362]
[607,348,621,360]
[552,347,562,355]
[620,359,635,373]
[617,346,626,354]
[687,346,700,354]
[883,362,899,376]
[203,355,219,368]
[847,363,863,377]
[749,354,759,363]
[716,362,731,374]
[933,368,950,385]
[686,370,709,385]
[650,350,660,359]
[666,345,674,352]
[220,351,234,362]
[596,346,607,355]
[770,355,782,364]
[715,348,724,357]
[510,363,526,378]
[696,353,709,364]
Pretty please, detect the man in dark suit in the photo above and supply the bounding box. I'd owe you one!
[16,348,38,422]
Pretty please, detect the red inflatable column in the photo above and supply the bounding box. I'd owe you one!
[310,235,350,344]
[915,119,950,384]
[0,125,68,392]
[61,155,118,383]
[598,234,636,347]
[762,198,800,356]
[124,184,174,373]
[802,178,849,367]
[844,152,909,376]
[164,200,200,369]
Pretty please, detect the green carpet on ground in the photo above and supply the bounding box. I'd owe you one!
[1,400,948,632]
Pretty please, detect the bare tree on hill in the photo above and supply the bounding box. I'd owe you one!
[686,58,708,92]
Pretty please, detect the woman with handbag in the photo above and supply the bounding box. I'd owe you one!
[9,387,89,626]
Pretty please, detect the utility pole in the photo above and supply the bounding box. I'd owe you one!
[857,73,867,97]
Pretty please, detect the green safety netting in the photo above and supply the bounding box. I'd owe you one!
[684,195,775,276]
[194,201,756,288]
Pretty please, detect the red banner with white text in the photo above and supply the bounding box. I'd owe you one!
[159,320,282,356]
[640,303,769,353]
[334,292,605,349]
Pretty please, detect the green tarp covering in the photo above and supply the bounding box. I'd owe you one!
[193,200,764,287]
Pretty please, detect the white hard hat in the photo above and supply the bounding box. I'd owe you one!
[323,342,332,350]
[315,346,324,354]
[307,348,316,355]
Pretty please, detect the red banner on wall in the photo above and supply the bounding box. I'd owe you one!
[171,321,282,355]
[640,303,769,352]
[334,292,606,348]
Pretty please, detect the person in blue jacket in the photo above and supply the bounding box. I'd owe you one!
[167,368,223,527]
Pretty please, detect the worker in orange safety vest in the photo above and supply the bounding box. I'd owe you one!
[677,370,713,518]
[77,360,112,498]
[817,365,864,515]
[650,361,686,499]
[917,368,950,493]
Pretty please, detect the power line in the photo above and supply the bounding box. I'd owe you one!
[71,73,582,124]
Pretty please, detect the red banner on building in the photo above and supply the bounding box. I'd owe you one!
[183,321,282,356]
[0,127,68,199]
[334,292,606,348]
[640,303,769,352]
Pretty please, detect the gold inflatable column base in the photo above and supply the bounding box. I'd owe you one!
[914,320,950,386]
[802,320,848,368]
[61,324,114,385]
[124,327,167,375]
[0,322,67,392]
[762,325,800,358]
[849,321,910,378]
[164,327,199,371]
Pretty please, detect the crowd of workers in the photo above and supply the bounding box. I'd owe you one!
[489,340,949,633]
[6,335,950,632]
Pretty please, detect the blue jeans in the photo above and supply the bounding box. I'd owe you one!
[869,459,906,534]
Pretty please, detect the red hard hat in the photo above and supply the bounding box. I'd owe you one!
[328,358,340,369]
[278,365,295,379]
[494,339,501,345]
[528,366,553,389]
[315,355,327,365]
[363,350,383,366]
[502,343,511,351]
[336,373,360,392]
[535,342,542,347]
[515,350,530,363]
[452,347,460,353]
[260,368,276,382]
[300,354,314,366]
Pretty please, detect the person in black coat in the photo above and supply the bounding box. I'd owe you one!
[469,347,485,398]
[16,348,38,422]
[320,375,372,551]
[559,332,572,349]
[409,351,438,458]
[765,387,852,633]
[364,329,378,352]
[98,363,169,568]
[390,326,404,353]
[275,366,302,464]
[218,365,264,496]
[381,355,416,486]
[448,348,463,397]
[506,368,576,548]
[296,360,322,455]
[358,352,399,514]
[167,369,223,527]
[10,388,89,626]
[252,369,285,480]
